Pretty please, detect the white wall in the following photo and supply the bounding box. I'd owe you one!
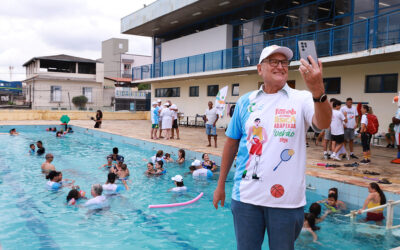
[161,24,233,61]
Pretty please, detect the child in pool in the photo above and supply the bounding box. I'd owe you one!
[302,213,320,242]
[155,160,166,175]
[163,153,174,163]
[29,144,35,154]
[99,157,115,170]
[117,163,130,180]
[168,175,187,192]
[309,203,331,223]
[176,149,185,164]
[324,193,346,212]
[201,153,218,171]
[145,162,156,175]
[317,187,346,209]
[66,188,87,205]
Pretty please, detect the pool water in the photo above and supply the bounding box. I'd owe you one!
[0,126,399,249]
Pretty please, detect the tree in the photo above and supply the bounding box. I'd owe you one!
[138,83,151,90]
[72,95,88,110]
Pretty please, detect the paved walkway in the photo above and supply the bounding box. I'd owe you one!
[2,119,400,193]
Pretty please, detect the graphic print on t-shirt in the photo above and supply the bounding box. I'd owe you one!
[242,118,267,180]
[273,149,295,171]
[273,108,297,143]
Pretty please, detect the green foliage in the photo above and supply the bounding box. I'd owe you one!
[138,83,150,90]
[71,95,88,109]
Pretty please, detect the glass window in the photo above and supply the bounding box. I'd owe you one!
[232,83,239,96]
[83,87,92,102]
[334,0,352,16]
[189,86,199,97]
[323,77,341,94]
[354,0,375,14]
[317,1,333,20]
[155,87,180,97]
[366,74,398,93]
[50,86,61,102]
[207,85,219,96]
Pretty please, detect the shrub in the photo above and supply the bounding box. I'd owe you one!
[71,95,88,109]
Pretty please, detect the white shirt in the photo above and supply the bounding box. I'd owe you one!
[170,104,178,120]
[361,114,368,126]
[225,84,316,208]
[192,168,209,177]
[340,105,358,129]
[205,108,218,125]
[151,156,163,164]
[102,183,124,195]
[84,195,108,209]
[330,109,345,136]
[171,186,187,192]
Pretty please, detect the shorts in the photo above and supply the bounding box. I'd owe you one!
[206,124,217,136]
[331,134,344,144]
[344,128,355,141]
[152,124,159,129]
[172,119,178,129]
[249,139,262,156]
[324,128,331,140]
[361,132,371,152]
[366,212,384,221]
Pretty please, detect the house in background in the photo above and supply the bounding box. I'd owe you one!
[23,54,104,110]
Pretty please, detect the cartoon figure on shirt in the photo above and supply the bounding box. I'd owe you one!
[242,118,267,180]
[391,92,400,164]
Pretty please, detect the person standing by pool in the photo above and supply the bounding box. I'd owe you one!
[170,103,180,139]
[204,101,219,148]
[213,45,331,250]
[157,99,163,138]
[41,153,56,173]
[360,105,372,164]
[160,103,173,140]
[36,141,45,156]
[340,97,359,159]
[150,101,160,139]
[93,110,103,128]
[358,182,386,223]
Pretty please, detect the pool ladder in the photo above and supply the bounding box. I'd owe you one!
[345,200,400,229]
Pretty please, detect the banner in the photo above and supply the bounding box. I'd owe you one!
[215,86,228,118]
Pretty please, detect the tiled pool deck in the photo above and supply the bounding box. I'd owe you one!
[2,119,400,194]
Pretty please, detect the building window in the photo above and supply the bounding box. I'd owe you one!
[83,87,92,102]
[50,86,61,102]
[232,83,239,96]
[189,86,199,97]
[323,77,341,94]
[365,74,398,93]
[155,87,180,97]
[207,85,219,96]
[124,64,131,70]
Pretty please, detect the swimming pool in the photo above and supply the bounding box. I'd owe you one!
[0,125,399,249]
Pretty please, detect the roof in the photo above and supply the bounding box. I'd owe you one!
[121,0,258,36]
[22,74,100,83]
[23,54,97,67]
[104,77,132,83]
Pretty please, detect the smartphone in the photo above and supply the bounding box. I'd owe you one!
[298,40,318,65]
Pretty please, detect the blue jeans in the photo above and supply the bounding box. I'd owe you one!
[231,199,304,250]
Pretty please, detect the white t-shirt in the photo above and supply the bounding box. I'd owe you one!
[160,108,173,129]
[361,114,368,126]
[171,186,187,192]
[340,105,358,129]
[330,109,345,136]
[192,168,212,178]
[170,104,178,120]
[102,183,125,195]
[205,108,218,125]
[151,156,163,164]
[84,195,108,209]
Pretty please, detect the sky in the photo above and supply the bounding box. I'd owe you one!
[0,0,156,81]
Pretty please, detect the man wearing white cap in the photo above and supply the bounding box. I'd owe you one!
[191,159,213,178]
[168,175,187,192]
[213,45,332,250]
[150,101,159,139]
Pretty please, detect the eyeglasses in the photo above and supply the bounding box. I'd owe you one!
[262,59,290,67]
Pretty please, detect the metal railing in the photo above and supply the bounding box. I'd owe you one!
[133,9,400,81]
[345,200,400,229]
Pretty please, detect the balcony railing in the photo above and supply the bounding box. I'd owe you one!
[133,9,400,81]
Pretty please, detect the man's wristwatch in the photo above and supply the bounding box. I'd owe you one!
[313,93,327,103]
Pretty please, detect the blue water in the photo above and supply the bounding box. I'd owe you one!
[0,126,399,249]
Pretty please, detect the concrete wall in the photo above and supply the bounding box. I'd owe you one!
[102,38,129,78]
[161,24,233,61]
[0,110,149,121]
[151,60,400,132]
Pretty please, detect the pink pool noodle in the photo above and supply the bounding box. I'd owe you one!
[317,163,326,166]
[148,192,204,208]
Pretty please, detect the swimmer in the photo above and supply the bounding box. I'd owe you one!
[36,141,45,156]
[56,131,63,137]
[145,162,156,175]
[107,147,123,164]
[29,144,35,154]
[41,153,56,173]
[176,149,185,164]
[317,187,346,210]
[66,127,73,133]
[323,193,346,212]
[163,153,174,163]
[201,153,217,171]
[46,171,63,190]
[191,159,213,178]
[155,160,166,175]
[52,127,57,132]
[110,156,125,175]
[168,175,187,192]
[302,213,319,242]
[358,182,386,224]
[117,163,130,180]
[66,188,87,205]
[151,150,164,164]
[9,128,19,135]
[84,184,108,209]
[309,203,331,223]
[102,173,129,195]
[99,157,115,170]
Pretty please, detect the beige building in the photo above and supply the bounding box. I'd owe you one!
[23,55,104,110]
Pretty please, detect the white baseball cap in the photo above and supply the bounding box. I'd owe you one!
[191,159,201,167]
[170,104,177,109]
[171,175,183,182]
[163,103,169,106]
[157,99,162,103]
[258,45,293,64]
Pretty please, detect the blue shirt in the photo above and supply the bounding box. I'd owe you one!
[153,106,160,124]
